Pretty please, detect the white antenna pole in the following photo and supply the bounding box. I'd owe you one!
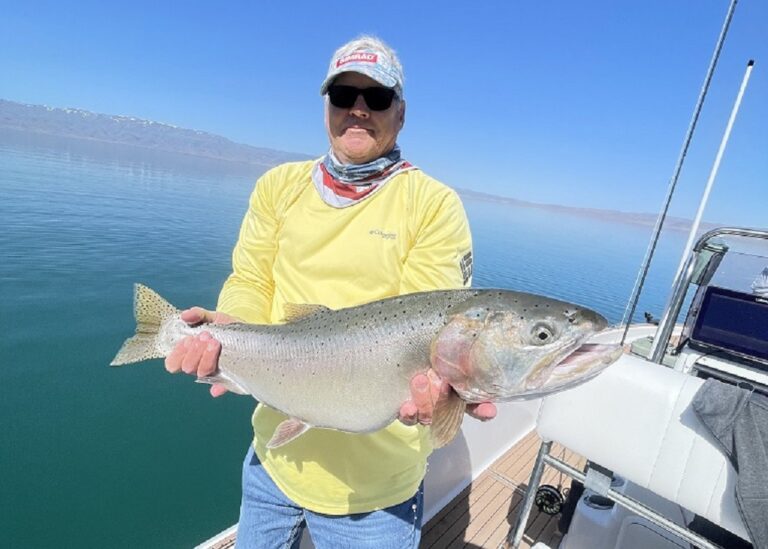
[648,59,755,363]
[671,59,754,283]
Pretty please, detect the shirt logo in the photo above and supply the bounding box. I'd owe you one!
[369,229,396,240]
[460,251,473,285]
[337,53,378,67]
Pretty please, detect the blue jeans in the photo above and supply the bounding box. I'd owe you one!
[235,446,424,549]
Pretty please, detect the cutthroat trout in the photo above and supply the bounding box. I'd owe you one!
[112,284,621,448]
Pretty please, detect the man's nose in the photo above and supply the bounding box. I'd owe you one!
[349,93,370,117]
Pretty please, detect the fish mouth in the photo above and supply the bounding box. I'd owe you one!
[517,340,621,398]
[560,343,623,366]
[544,343,623,388]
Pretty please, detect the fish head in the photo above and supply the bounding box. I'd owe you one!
[431,292,620,402]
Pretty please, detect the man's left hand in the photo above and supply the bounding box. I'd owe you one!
[398,370,497,426]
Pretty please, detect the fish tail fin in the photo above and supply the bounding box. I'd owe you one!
[430,390,467,448]
[110,284,180,366]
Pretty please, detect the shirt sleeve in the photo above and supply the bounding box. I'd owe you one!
[399,186,473,295]
[216,171,280,323]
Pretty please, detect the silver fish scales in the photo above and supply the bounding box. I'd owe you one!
[112,284,621,448]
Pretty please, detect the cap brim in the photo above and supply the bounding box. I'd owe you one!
[320,66,398,95]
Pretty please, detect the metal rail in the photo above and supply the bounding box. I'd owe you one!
[650,227,768,364]
[505,443,725,549]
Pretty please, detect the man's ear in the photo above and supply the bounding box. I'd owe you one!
[399,100,406,129]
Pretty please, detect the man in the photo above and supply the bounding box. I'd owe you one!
[166,35,496,548]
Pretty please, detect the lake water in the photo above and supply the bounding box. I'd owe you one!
[1,131,690,547]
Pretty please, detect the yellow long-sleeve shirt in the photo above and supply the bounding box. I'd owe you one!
[217,160,473,514]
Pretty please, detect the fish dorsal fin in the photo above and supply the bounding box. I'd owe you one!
[282,303,331,323]
[430,390,467,448]
[267,418,312,449]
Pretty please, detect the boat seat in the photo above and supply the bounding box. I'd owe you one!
[508,354,749,547]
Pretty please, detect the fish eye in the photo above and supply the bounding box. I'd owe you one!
[531,323,555,345]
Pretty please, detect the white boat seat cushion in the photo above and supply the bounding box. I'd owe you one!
[536,355,748,541]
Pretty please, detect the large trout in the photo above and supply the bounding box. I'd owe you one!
[112,284,621,448]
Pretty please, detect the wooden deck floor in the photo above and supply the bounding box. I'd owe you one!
[421,431,585,548]
[203,431,584,549]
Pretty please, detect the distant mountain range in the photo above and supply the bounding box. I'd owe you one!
[0,99,312,168]
[452,187,723,233]
[0,99,729,233]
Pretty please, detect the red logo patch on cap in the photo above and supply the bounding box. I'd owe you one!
[336,53,378,67]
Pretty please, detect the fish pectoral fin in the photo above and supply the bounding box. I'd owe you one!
[195,373,249,395]
[267,418,312,449]
[282,303,331,322]
[430,390,467,449]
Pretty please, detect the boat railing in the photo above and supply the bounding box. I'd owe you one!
[648,227,768,364]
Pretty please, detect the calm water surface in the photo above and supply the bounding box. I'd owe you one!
[1,132,687,547]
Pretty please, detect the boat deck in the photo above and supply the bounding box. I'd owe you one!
[422,431,585,549]
[205,431,584,549]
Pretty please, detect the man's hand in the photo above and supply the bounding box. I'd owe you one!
[399,370,497,426]
[164,307,237,397]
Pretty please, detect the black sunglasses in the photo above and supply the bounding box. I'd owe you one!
[327,84,397,111]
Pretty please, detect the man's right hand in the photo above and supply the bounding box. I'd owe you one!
[164,307,237,397]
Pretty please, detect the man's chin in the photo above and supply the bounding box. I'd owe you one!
[336,143,377,164]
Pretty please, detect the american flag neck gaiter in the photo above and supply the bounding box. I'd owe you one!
[311,145,416,208]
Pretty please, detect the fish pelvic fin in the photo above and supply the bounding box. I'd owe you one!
[267,418,312,449]
[195,373,249,395]
[430,390,467,449]
[110,284,180,366]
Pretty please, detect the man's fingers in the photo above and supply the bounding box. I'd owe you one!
[212,311,237,325]
[180,307,214,326]
[467,402,497,421]
[411,373,433,424]
[399,401,418,426]
[164,339,187,373]
[197,334,221,377]
[180,335,207,374]
[210,383,229,398]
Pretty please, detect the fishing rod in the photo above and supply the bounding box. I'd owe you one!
[648,58,755,363]
[618,0,739,346]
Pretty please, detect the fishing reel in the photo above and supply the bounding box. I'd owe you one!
[535,484,565,515]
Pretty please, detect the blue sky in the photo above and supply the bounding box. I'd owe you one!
[1,0,766,226]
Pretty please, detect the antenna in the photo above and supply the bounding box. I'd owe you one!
[619,0,739,346]
[648,59,755,363]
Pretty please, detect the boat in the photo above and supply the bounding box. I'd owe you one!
[198,226,767,549]
[198,1,767,547]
